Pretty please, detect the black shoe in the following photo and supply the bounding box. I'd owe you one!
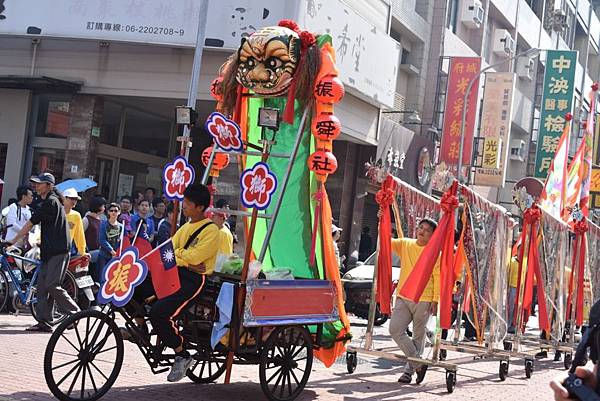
[439,349,447,361]
[26,323,53,333]
[398,372,412,384]
[535,350,547,359]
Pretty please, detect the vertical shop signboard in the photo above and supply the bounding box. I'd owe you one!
[473,72,516,187]
[534,50,578,179]
[440,57,482,172]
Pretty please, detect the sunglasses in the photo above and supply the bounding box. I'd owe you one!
[109,209,119,213]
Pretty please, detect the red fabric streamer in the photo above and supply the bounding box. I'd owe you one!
[574,220,589,326]
[518,206,550,332]
[375,176,396,314]
[398,181,458,329]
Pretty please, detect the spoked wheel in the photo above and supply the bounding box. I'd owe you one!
[44,309,124,401]
[187,344,227,383]
[0,270,9,312]
[259,325,313,401]
[499,361,509,381]
[32,270,78,325]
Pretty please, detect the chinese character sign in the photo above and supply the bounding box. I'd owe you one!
[163,156,195,201]
[205,112,243,152]
[474,72,515,187]
[97,247,148,307]
[440,57,482,169]
[240,162,278,210]
[535,50,578,178]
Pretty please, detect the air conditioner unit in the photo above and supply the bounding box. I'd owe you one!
[493,29,514,55]
[461,0,484,29]
[509,139,526,162]
[516,57,535,81]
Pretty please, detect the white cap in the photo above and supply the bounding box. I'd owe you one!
[63,188,81,200]
[332,224,342,234]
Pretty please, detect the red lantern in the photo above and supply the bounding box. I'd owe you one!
[314,76,344,104]
[308,149,337,181]
[201,146,229,177]
[311,113,341,141]
[210,76,224,101]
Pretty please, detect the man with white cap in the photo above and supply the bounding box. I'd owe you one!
[5,173,80,332]
[63,188,87,258]
[332,224,344,269]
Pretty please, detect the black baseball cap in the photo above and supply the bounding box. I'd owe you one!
[30,173,56,185]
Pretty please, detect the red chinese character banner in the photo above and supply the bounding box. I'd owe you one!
[440,57,482,168]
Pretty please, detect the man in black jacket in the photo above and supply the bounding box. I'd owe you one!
[7,173,80,332]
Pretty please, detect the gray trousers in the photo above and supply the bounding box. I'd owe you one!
[37,253,80,325]
[389,297,431,374]
[507,287,517,331]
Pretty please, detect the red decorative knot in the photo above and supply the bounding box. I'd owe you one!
[440,193,459,214]
[278,19,300,32]
[524,205,542,223]
[574,220,589,234]
[375,188,395,207]
[311,189,324,202]
[583,121,588,130]
[592,82,599,91]
[299,30,316,50]
[565,112,573,121]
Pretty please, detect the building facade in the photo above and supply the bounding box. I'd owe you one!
[0,0,411,260]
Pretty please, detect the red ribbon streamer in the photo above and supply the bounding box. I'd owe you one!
[375,176,396,315]
[517,205,550,332]
[398,181,458,329]
[573,220,588,326]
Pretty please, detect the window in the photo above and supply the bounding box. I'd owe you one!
[32,148,65,183]
[100,101,122,146]
[446,0,459,33]
[35,95,73,138]
[122,109,172,158]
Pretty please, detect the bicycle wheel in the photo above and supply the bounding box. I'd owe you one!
[44,309,124,401]
[0,270,9,312]
[31,270,79,325]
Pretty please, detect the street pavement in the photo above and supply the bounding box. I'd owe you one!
[0,312,567,401]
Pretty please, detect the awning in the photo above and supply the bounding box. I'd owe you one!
[0,75,82,92]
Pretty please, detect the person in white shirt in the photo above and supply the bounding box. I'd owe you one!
[4,186,33,247]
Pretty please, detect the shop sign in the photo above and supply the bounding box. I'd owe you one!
[591,167,600,209]
[439,57,482,172]
[297,0,400,108]
[0,0,287,48]
[534,50,577,179]
[117,173,134,198]
[473,72,516,187]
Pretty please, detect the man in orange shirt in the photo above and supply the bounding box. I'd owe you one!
[389,218,440,384]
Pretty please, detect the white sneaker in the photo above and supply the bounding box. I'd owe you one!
[167,355,194,382]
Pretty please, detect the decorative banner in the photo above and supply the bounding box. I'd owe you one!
[204,112,243,152]
[240,162,278,210]
[473,72,516,187]
[534,50,578,178]
[440,57,482,170]
[163,156,195,201]
[97,247,148,308]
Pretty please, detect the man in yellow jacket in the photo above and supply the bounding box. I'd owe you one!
[389,218,440,384]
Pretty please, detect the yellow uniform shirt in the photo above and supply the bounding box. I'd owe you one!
[173,218,220,275]
[392,238,440,303]
[217,225,234,256]
[66,209,86,255]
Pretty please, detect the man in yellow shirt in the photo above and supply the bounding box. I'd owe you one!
[146,184,220,382]
[507,248,527,334]
[63,188,87,257]
[389,218,440,384]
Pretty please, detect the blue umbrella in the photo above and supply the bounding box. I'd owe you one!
[56,178,98,193]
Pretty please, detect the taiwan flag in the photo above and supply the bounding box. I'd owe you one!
[142,239,181,299]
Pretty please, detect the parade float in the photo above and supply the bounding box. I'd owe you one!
[43,20,350,401]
